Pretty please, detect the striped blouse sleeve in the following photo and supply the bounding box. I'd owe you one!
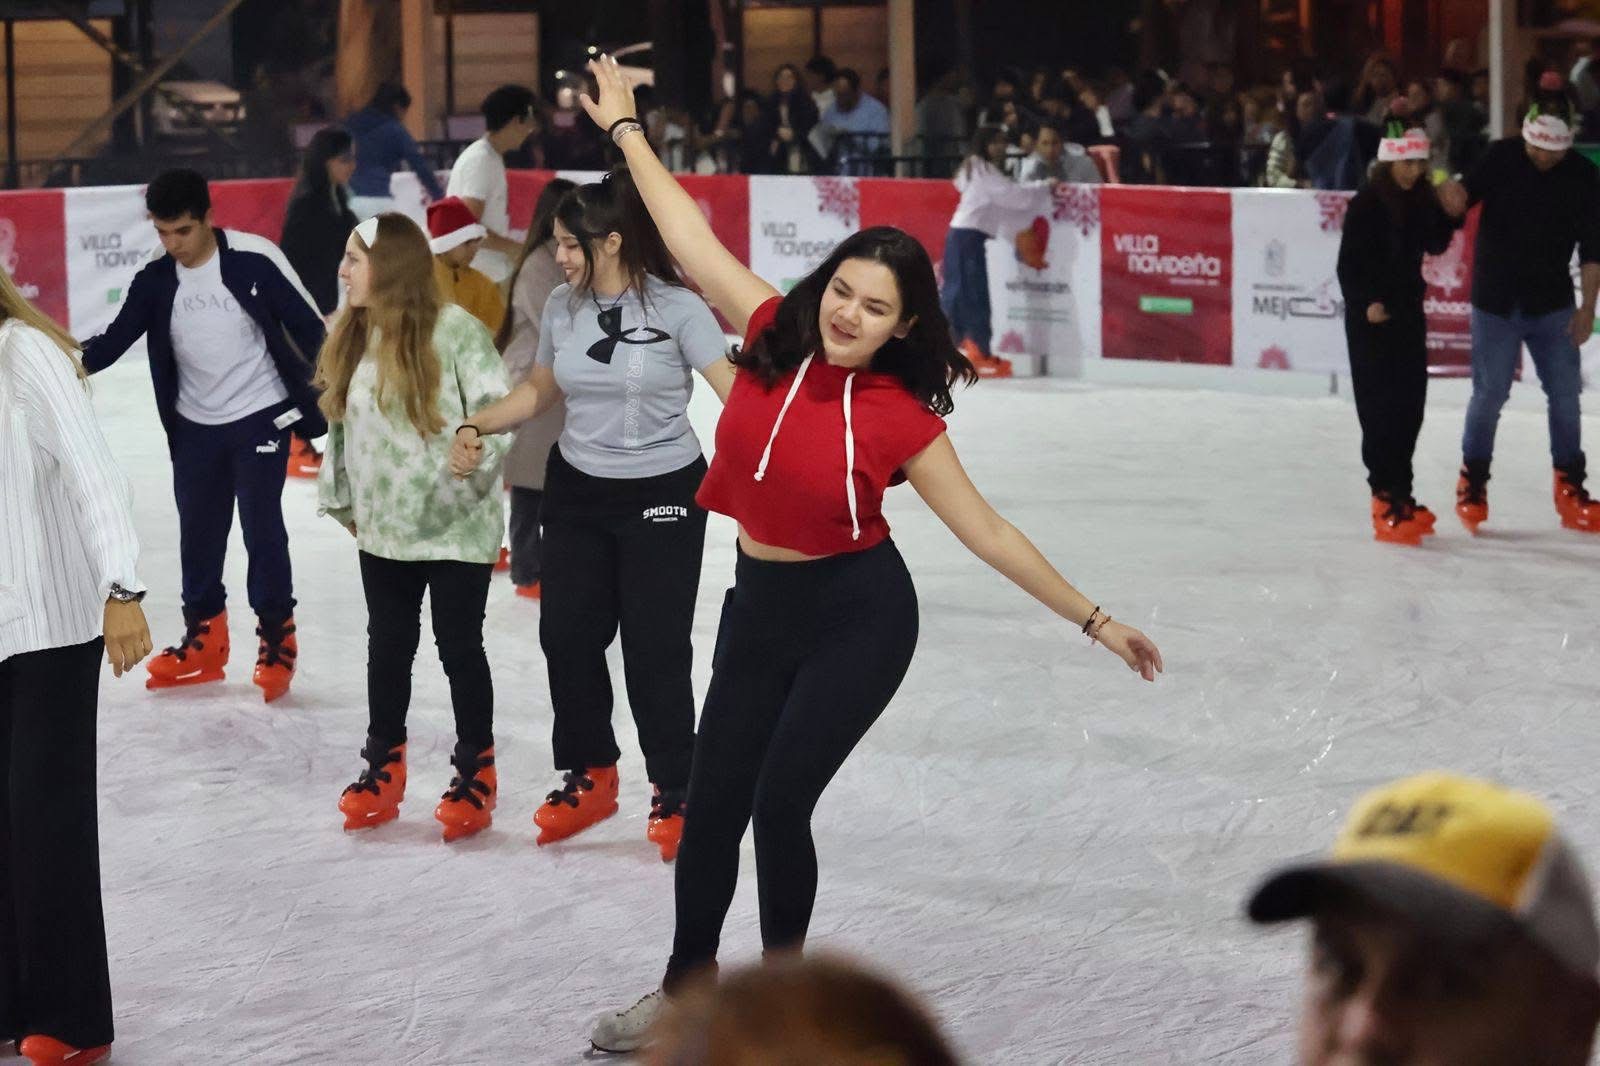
[11,325,145,599]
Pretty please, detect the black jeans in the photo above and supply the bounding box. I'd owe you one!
[1346,308,1429,499]
[358,552,494,750]
[0,639,113,1048]
[508,487,544,586]
[666,540,919,991]
[539,448,708,790]
[170,401,296,624]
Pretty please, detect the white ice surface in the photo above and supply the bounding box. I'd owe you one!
[80,355,1598,1065]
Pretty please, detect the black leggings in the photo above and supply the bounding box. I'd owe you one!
[359,551,494,750]
[1347,309,1428,499]
[539,448,708,789]
[666,540,919,991]
[0,639,112,1049]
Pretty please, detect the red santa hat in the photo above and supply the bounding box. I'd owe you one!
[426,196,487,254]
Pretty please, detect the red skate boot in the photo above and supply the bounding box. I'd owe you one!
[515,581,541,600]
[647,787,686,863]
[1455,460,1490,534]
[1554,455,1600,532]
[1407,498,1437,535]
[18,1035,110,1066]
[494,547,511,572]
[1370,493,1425,546]
[145,609,228,690]
[339,739,407,830]
[959,339,1013,379]
[286,434,321,478]
[534,765,620,845]
[434,744,497,842]
[252,616,297,703]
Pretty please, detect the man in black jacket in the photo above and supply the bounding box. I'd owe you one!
[1439,81,1600,534]
[82,169,327,701]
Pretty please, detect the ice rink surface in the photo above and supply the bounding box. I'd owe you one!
[82,355,1597,1064]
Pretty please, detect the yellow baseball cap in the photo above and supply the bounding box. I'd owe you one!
[1247,772,1600,977]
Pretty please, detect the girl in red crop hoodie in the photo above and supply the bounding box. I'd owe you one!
[574,55,1164,1053]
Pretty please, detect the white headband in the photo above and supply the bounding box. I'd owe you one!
[1377,129,1431,162]
[1523,113,1574,152]
[355,217,381,247]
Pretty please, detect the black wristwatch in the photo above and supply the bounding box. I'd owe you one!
[108,583,146,604]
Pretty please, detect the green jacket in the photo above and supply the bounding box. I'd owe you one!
[318,304,510,563]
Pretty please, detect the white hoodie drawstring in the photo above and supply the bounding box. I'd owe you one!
[754,354,862,541]
[754,355,811,481]
[842,372,860,540]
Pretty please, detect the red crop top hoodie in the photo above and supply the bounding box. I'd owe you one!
[696,296,947,556]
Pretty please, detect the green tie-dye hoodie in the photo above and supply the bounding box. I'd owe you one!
[317,304,510,563]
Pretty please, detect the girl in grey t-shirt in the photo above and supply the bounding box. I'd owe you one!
[451,169,734,860]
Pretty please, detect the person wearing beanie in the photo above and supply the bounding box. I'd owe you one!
[428,196,506,334]
[1246,772,1600,1065]
[1439,72,1600,534]
[1335,100,1460,545]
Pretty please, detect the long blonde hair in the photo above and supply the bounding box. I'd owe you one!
[313,213,443,437]
[0,266,84,378]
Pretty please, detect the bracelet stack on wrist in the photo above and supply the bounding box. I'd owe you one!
[609,116,645,144]
[1081,606,1111,645]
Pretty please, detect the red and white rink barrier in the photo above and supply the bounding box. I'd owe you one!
[2,171,1595,386]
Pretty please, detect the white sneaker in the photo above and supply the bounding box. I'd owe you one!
[590,988,665,1054]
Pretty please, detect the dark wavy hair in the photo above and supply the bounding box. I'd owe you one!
[556,165,683,308]
[735,227,976,416]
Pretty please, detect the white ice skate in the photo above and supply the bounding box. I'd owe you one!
[589,988,664,1054]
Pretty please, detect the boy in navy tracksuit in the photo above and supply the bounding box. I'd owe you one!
[82,169,327,702]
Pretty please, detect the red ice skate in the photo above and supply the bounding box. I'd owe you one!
[515,581,541,600]
[18,1035,110,1066]
[534,765,619,845]
[1407,499,1437,534]
[1455,461,1490,534]
[252,616,297,703]
[434,744,497,842]
[494,547,511,572]
[1370,494,1425,546]
[145,609,228,690]
[647,787,686,863]
[286,435,321,478]
[1554,457,1600,532]
[959,339,1013,379]
[339,740,407,830]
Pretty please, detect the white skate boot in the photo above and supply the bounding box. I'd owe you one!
[590,988,665,1054]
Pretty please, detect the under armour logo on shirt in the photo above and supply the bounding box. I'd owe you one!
[587,306,670,365]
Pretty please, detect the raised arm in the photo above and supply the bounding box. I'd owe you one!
[580,55,778,336]
[903,434,1163,682]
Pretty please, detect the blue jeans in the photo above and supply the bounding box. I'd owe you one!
[940,227,992,355]
[1462,307,1585,466]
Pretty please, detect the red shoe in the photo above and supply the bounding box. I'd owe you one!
[18,1035,110,1066]
[146,609,228,690]
[286,435,322,479]
[1554,456,1600,532]
[1456,461,1490,535]
[534,765,619,845]
[1407,499,1436,535]
[1371,494,1425,546]
[434,744,497,842]
[647,787,685,863]
[494,547,511,572]
[253,616,297,703]
[339,739,407,830]
[515,581,541,600]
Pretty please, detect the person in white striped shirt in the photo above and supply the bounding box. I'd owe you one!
[0,267,151,1066]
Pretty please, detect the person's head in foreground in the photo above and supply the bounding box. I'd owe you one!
[645,954,962,1066]
[1248,771,1600,1066]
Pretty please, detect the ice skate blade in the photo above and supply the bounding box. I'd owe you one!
[255,681,290,703]
[145,669,224,690]
[342,807,400,831]
[533,802,619,846]
[1560,515,1600,531]
[437,818,490,843]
